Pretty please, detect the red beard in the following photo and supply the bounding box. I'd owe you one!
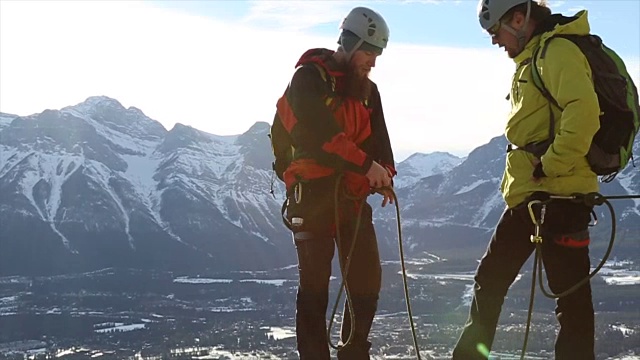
[341,63,372,101]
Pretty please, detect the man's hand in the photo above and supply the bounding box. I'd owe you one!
[531,158,545,184]
[366,161,392,189]
[378,187,395,207]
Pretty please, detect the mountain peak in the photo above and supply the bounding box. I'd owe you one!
[237,122,270,144]
[78,95,124,109]
[394,151,464,188]
[2,96,639,278]
[404,151,462,162]
[246,121,270,134]
[57,96,168,142]
[61,96,125,116]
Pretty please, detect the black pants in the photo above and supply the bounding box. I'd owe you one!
[287,178,382,360]
[452,197,595,360]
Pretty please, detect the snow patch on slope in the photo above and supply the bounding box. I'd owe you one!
[454,179,489,195]
[17,152,83,250]
[395,152,464,188]
[0,113,18,130]
[82,161,135,249]
[471,188,505,227]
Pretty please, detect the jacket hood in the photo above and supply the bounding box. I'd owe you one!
[514,10,591,64]
[294,48,345,77]
[537,10,590,39]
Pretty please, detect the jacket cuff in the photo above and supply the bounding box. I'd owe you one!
[533,162,547,179]
[360,156,374,175]
[383,164,397,177]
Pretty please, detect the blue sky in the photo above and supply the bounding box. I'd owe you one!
[1,0,639,161]
[151,0,640,57]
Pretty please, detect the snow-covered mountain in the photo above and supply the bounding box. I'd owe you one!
[0,97,291,276]
[0,113,18,130]
[374,134,640,261]
[1,96,639,276]
[394,152,464,188]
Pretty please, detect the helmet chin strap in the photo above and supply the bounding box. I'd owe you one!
[342,38,364,62]
[500,0,532,52]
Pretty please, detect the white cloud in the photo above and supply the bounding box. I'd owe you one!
[567,6,587,14]
[371,43,513,159]
[242,1,353,31]
[1,1,635,162]
[0,0,325,139]
[547,1,567,9]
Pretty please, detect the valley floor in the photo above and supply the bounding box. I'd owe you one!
[0,259,638,359]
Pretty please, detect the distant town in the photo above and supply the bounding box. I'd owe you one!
[1,259,638,359]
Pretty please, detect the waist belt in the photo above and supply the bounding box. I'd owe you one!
[506,139,553,158]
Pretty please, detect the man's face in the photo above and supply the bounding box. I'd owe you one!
[342,49,377,99]
[488,12,525,58]
[349,50,379,78]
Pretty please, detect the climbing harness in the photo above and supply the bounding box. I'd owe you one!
[520,192,640,360]
[324,175,422,359]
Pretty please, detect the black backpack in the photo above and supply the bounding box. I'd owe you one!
[269,63,337,182]
[530,34,640,182]
[268,113,293,182]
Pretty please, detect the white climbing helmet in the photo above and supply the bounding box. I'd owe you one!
[339,7,389,50]
[478,0,530,31]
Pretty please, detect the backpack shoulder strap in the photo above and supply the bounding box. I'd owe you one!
[529,37,560,146]
[299,62,336,94]
[531,35,563,111]
[531,34,597,110]
[530,34,589,145]
[300,62,372,108]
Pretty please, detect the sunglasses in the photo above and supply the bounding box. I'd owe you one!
[488,21,501,38]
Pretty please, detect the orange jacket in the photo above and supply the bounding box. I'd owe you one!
[276,48,396,198]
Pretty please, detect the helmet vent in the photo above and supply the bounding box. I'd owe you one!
[368,23,377,37]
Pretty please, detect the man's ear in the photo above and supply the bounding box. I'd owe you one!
[512,12,526,29]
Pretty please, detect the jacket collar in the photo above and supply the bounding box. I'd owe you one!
[512,10,590,65]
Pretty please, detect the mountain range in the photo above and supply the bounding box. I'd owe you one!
[1,96,638,276]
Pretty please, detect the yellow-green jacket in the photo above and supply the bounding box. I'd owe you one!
[501,10,600,208]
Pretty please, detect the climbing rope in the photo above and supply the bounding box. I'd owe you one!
[387,187,423,360]
[520,192,640,360]
[326,175,422,359]
[327,175,364,351]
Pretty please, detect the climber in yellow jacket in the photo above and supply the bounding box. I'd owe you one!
[499,7,599,208]
[453,1,600,359]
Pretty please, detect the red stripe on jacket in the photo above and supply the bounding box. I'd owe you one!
[321,98,371,167]
[283,98,372,196]
[276,96,297,133]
